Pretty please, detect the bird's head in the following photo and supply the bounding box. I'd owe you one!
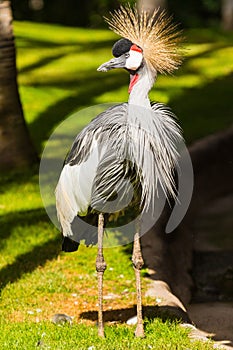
[97,38,143,73]
[97,5,183,93]
[97,38,144,93]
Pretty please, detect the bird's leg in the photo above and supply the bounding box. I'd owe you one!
[96,213,106,337]
[132,220,144,337]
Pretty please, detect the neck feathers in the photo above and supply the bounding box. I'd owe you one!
[128,64,156,108]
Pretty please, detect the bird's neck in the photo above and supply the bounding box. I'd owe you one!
[128,64,156,108]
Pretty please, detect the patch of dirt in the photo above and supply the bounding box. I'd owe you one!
[7,291,152,325]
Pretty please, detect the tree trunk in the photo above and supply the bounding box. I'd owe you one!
[222,0,233,30]
[137,0,167,16]
[0,1,37,170]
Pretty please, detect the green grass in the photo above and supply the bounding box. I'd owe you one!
[0,319,215,350]
[14,22,233,151]
[0,21,232,349]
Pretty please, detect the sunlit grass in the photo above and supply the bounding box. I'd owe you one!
[0,319,214,350]
[0,22,232,349]
[14,22,233,150]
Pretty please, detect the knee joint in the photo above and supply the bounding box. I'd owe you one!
[132,256,144,270]
[96,256,107,273]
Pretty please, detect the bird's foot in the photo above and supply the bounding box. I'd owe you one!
[135,323,145,338]
[98,327,105,337]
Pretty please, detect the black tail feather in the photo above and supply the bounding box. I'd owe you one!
[62,237,80,252]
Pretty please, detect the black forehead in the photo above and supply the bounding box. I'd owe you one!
[112,38,133,57]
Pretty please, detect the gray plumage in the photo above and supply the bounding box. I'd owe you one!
[55,20,183,249]
[55,101,182,241]
[55,6,184,338]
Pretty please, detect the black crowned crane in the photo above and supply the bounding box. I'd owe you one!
[55,5,183,338]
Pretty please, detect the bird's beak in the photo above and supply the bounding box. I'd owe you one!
[97,55,126,72]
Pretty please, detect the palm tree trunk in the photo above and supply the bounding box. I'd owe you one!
[0,1,37,170]
[137,0,167,16]
[222,0,233,30]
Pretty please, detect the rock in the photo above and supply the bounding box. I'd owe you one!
[51,313,73,325]
[126,316,137,325]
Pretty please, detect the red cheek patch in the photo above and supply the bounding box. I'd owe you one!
[130,44,142,53]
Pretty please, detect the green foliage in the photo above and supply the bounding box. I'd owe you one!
[168,0,221,27]
[12,0,223,28]
[202,0,220,15]
[12,0,135,28]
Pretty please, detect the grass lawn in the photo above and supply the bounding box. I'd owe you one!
[0,20,233,349]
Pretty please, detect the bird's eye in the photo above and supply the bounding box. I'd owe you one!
[125,53,130,59]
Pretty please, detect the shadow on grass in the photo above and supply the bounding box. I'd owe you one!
[169,72,233,143]
[185,28,233,45]
[0,202,61,292]
[19,52,72,74]
[16,34,114,51]
[0,208,49,245]
[29,49,233,152]
[184,42,232,62]
[0,166,39,193]
[18,37,114,75]
[80,305,191,324]
[0,235,60,292]
[29,69,127,152]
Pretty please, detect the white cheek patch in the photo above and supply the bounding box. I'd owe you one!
[126,50,143,70]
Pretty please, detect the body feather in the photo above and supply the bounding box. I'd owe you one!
[55,102,183,241]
